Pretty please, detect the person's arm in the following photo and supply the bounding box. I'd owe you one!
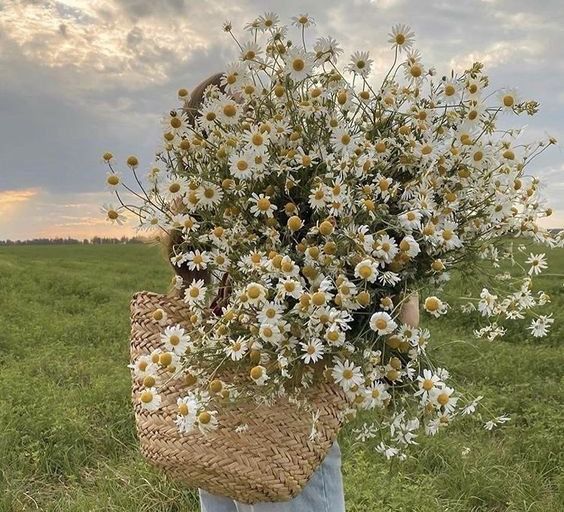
[397,291,420,327]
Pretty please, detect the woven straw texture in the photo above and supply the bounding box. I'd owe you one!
[130,291,348,504]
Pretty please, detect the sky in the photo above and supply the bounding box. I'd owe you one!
[0,0,563,240]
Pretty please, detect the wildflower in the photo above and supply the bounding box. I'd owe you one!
[300,339,326,364]
[369,312,397,335]
[161,325,191,355]
[139,388,161,411]
[525,253,547,275]
[332,359,364,391]
[388,24,415,52]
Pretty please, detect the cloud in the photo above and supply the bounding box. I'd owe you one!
[0,188,40,218]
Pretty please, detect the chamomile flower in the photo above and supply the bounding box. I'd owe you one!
[161,325,191,355]
[332,359,364,391]
[314,36,343,63]
[424,296,448,317]
[139,388,161,411]
[197,182,224,209]
[185,250,210,271]
[197,410,219,434]
[499,88,520,111]
[240,41,262,67]
[369,312,397,335]
[347,51,373,77]
[184,279,207,306]
[250,365,269,385]
[224,337,248,361]
[250,193,277,217]
[525,253,547,275]
[245,282,267,305]
[285,49,314,82]
[105,171,121,190]
[175,395,198,433]
[388,24,415,52]
[300,339,326,364]
[354,259,379,283]
[528,314,554,337]
[291,13,315,28]
[101,204,126,225]
[429,386,458,414]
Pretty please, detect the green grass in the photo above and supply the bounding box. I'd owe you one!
[0,244,562,511]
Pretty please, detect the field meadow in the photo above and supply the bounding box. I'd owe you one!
[0,243,562,512]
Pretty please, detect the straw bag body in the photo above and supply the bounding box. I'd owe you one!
[129,291,349,504]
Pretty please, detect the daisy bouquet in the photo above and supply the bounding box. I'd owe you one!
[103,13,561,458]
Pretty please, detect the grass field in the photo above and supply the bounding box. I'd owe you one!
[0,244,562,512]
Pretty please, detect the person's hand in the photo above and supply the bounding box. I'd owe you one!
[398,292,420,327]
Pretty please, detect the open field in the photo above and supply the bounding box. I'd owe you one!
[0,244,562,512]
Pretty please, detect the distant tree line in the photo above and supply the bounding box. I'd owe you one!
[0,236,150,246]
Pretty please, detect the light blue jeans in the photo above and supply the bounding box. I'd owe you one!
[199,442,345,512]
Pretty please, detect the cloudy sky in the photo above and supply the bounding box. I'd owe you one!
[1,0,563,240]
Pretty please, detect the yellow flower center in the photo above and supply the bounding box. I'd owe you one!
[422,378,434,391]
[198,411,211,424]
[169,182,181,193]
[143,375,156,387]
[503,95,514,107]
[375,318,387,330]
[140,390,153,403]
[257,197,271,211]
[107,175,120,186]
[395,34,406,45]
[250,366,263,379]
[292,58,305,71]
[178,403,189,416]
[425,297,440,311]
[437,393,450,406]
[247,285,261,299]
[223,104,237,117]
[342,369,354,380]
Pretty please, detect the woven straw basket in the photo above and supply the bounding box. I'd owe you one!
[130,291,348,504]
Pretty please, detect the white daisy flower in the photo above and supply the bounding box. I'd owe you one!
[259,323,283,345]
[423,296,448,317]
[313,36,343,63]
[245,282,267,305]
[528,314,554,337]
[300,339,326,364]
[354,259,379,283]
[429,386,458,414]
[224,337,248,361]
[414,369,444,401]
[139,388,161,411]
[229,151,255,180]
[249,193,277,218]
[257,302,284,324]
[369,311,397,335]
[291,13,315,28]
[362,382,390,409]
[175,395,199,433]
[184,279,207,306]
[197,182,224,209]
[285,48,314,82]
[161,325,190,355]
[347,51,373,77]
[101,204,126,225]
[250,365,269,385]
[331,359,364,391]
[197,410,219,434]
[525,253,547,275]
[388,24,415,52]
